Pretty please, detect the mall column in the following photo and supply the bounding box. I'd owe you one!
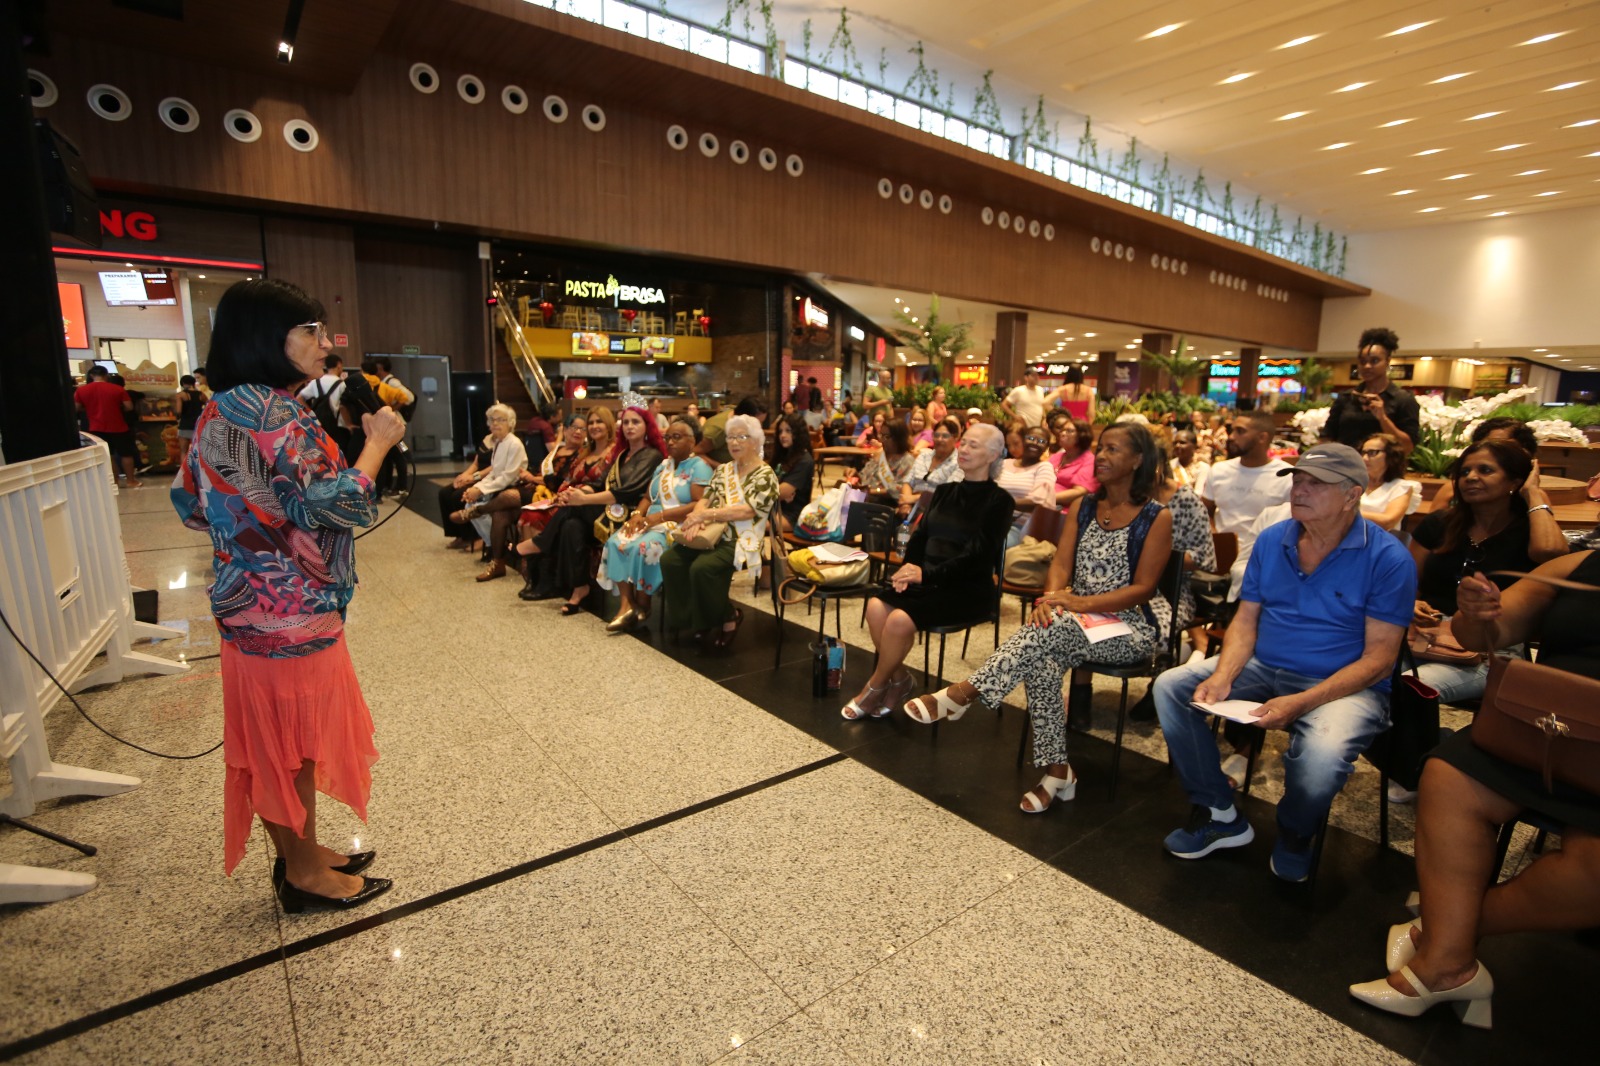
[1097,350,1118,400]
[1139,332,1173,395]
[1,4,79,462]
[993,312,1028,394]
[1237,347,1261,409]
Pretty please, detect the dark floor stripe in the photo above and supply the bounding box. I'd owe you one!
[0,753,846,1061]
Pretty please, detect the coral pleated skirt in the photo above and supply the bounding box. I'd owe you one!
[219,634,378,874]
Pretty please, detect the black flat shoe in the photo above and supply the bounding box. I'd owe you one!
[560,602,584,616]
[275,874,393,914]
[272,851,377,885]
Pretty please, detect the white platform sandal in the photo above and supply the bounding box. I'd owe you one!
[1020,769,1077,813]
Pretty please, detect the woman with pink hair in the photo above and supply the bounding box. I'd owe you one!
[524,398,665,614]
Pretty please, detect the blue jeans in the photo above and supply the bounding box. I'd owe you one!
[1153,656,1390,839]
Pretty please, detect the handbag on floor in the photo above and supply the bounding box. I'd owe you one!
[1473,654,1600,794]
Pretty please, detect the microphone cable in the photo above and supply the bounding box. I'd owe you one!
[0,607,222,761]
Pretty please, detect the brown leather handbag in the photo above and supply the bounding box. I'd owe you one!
[1473,654,1600,794]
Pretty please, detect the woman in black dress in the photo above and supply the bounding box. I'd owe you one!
[770,413,815,532]
[840,423,1014,719]
[1351,549,1599,1027]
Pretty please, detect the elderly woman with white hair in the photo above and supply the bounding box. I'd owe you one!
[842,424,1016,719]
[903,422,1174,814]
[446,403,527,571]
[659,413,779,651]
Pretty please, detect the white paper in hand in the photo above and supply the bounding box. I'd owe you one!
[1191,699,1265,723]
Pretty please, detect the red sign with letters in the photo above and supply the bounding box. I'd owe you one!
[333,333,349,348]
[99,210,158,241]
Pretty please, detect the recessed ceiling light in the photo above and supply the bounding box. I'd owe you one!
[1334,82,1370,93]
[1377,118,1415,128]
[1586,151,1600,158]
[1517,169,1548,175]
[1223,350,1234,356]
[1430,72,1473,84]
[1084,332,1096,337]
[1466,194,1491,200]
[1360,167,1390,175]
[1277,111,1310,121]
[1414,148,1447,155]
[1124,343,1137,349]
[1392,189,1417,195]
[1536,190,1562,196]
[1419,207,1443,213]
[1218,71,1256,85]
[1489,211,1510,216]
[1464,112,1503,121]
[1322,142,1352,150]
[1533,348,1547,352]
[1563,119,1599,128]
[1385,21,1438,37]
[1492,144,1528,151]
[1141,22,1187,39]
[1547,81,1588,91]
[1442,173,1471,180]
[1520,32,1568,45]
[1277,34,1320,49]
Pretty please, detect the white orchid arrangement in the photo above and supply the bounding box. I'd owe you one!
[1290,406,1330,447]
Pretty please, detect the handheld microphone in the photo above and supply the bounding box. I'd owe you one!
[341,372,409,453]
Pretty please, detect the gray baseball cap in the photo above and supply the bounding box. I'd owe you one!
[1278,442,1369,490]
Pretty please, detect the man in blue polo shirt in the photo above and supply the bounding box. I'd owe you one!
[1152,442,1415,882]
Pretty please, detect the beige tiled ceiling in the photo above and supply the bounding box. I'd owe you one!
[845,0,1600,231]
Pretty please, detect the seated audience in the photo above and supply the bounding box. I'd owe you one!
[1203,409,1292,601]
[439,427,496,552]
[515,408,614,599]
[842,424,1013,720]
[1430,417,1540,512]
[491,413,587,564]
[855,409,887,448]
[1409,438,1567,704]
[450,404,529,581]
[1350,550,1600,1028]
[964,407,985,431]
[598,417,712,632]
[903,416,964,504]
[1358,433,1420,531]
[995,421,1057,548]
[659,414,779,651]
[908,406,933,448]
[524,402,663,614]
[858,420,915,505]
[925,385,948,427]
[1169,428,1209,501]
[699,395,768,466]
[1152,443,1415,882]
[769,413,815,531]
[1048,413,1099,509]
[441,404,525,557]
[902,423,1174,813]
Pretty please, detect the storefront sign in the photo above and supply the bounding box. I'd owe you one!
[1034,362,1086,376]
[561,272,667,309]
[59,282,88,349]
[99,209,158,241]
[1209,358,1302,378]
[571,332,675,359]
[401,344,421,355]
[801,298,830,329]
[954,366,988,386]
[1348,363,1414,381]
[848,325,865,342]
[333,333,350,348]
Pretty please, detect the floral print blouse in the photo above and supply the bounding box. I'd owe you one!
[171,384,378,658]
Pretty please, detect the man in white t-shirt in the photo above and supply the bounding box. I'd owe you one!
[1202,410,1292,600]
[1002,368,1048,426]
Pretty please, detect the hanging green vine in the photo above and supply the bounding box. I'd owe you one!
[1221,182,1237,236]
[1189,169,1209,211]
[1021,95,1055,150]
[1153,154,1173,213]
[1118,136,1143,183]
[759,1,778,73]
[716,0,751,36]
[1076,117,1099,169]
[903,41,943,105]
[876,47,889,86]
[800,18,813,64]
[821,7,866,80]
[1338,236,1348,277]
[971,70,1004,130]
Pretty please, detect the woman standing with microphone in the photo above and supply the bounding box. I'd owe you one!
[172,279,406,913]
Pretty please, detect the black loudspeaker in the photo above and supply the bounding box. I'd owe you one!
[35,119,99,248]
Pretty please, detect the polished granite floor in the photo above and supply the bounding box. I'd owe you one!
[1,462,1594,1064]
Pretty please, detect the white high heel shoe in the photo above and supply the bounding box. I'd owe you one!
[1386,918,1421,973]
[1020,768,1077,814]
[1349,962,1493,1029]
[903,687,973,724]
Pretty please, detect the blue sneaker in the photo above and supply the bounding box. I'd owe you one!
[1270,830,1316,883]
[1164,805,1255,859]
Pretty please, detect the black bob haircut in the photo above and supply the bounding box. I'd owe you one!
[205,279,324,393]
[1095,421,1163,505]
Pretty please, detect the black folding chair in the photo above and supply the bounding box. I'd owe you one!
[770,502,896,645]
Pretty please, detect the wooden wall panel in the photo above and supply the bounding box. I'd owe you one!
[355,237,484,369]
[35,5,1361,354]
[262,219,362,363]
